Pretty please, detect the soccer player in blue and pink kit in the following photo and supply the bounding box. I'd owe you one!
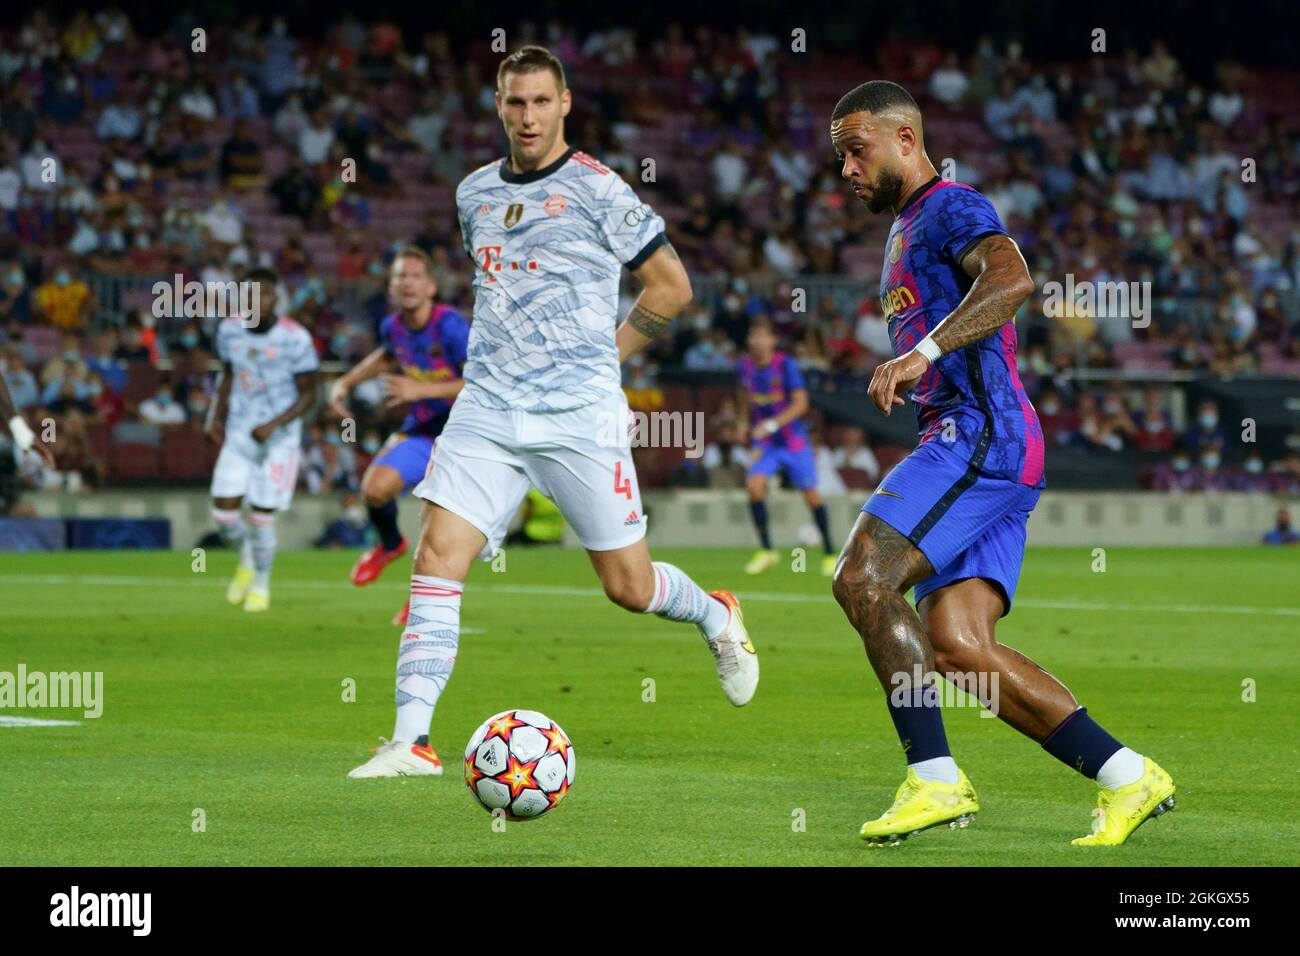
[328,246,468,623]
[829,81,1175,847]
[736,316,837,577]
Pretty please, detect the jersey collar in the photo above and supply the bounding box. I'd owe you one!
[897,175,942,217]
[498,146,577,184]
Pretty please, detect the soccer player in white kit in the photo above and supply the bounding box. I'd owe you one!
[348,46,759,778]
[205,268,320,612]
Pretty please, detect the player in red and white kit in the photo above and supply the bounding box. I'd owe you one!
[348,47,758,778]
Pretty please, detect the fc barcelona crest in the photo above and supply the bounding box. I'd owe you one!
[504,203,524,229]
[889,233,905,264]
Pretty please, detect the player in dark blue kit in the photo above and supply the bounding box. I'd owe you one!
[736,317,836,577]
[328,246,468,623]
[829,81,1175,847]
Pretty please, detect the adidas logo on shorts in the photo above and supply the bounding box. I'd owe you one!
[623,510,640,527]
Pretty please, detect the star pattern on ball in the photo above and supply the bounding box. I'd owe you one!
[546,777,570,809]
[464,754,483,788]
[497,754,539,799]
[483,712,526,744]
[542,723,570,760]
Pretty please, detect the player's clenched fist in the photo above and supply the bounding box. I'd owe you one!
[867,350,930,415]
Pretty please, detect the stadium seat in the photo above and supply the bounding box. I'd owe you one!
[122,363,162,406]
[109,441,162,480]
[161,426,212,480]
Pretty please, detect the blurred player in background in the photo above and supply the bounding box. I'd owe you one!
[1,374,55,470]
[327,247,469,624]
[829,81,1175,847]
[348,46,758,779]
[736,316,836,577]
[206,268,320,612]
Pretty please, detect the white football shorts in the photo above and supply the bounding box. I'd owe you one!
[210,437,301,511]
[412,391,645,560]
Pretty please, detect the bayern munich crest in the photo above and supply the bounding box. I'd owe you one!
[544,194,567,216]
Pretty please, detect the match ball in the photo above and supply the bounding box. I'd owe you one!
[464,709,575,819]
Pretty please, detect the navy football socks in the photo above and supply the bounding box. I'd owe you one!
[1042,706,1124,778]
[749,500,772,549]
[369,499,403,551]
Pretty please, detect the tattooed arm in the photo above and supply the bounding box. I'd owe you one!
[616,243,692,363]
[866,234,1034,415]
[931,235,1035,353]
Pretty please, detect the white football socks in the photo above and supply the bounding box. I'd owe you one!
[213,508,246,552]
[909,756,960,785]
[643,561,730,640]
[248,511,277,591]
[394,575,463,743]
[1096,747,1145,789]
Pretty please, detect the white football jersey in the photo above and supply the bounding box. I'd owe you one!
[215,316,319,451]
[455,147,667,413]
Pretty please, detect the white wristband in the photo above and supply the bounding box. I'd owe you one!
[915,333,943,365]
[8,415,35,451]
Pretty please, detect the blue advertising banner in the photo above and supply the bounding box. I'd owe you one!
[0,518,66,552]
[65,518,172,550]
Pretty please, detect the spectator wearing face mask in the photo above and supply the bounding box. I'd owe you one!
[137,377,185,425]
[1132,386,1175,453]
[85,329,127,394]
[0,263,33,325]
[1150,444,1198,491]
[1270,452,1300,497]
[34,267,95,331]
[1185,398,1228,452]
[1035,388,1078,447]
[0,346,39,411]
[1190,446,1232,492]
[1232,450,1271,491]
[1262,508,1298,545]
[315,492,372,549]
[41,361,98,415]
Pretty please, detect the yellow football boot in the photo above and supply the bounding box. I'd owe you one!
[226,564,254,605]
[242,589,270,613]
[1071,757,1176,846]
[744,548,779,575]
[860,767,980,845]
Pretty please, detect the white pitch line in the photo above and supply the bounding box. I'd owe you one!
[0,573,1297,617]
[0,716,82,728]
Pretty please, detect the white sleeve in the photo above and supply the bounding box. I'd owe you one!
[594,173,667,268]
[290,330,319,374]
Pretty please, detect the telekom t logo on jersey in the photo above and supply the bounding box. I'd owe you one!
[476,245,540,283]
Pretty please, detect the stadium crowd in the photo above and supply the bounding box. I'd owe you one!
[1,9,1298,501]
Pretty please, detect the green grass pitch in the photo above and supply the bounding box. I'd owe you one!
[1,546,1297,866]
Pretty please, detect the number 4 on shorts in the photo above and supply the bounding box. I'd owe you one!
[614,461,633,500]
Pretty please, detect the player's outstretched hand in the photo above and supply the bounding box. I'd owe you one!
[250,423,275,444]
[204,421,224,446]
[33,442,55,467]
[327,381,350,419]
[867,350,930,415]
[382,374,423,407]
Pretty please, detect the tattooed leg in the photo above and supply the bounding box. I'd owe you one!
[831,513,935,687]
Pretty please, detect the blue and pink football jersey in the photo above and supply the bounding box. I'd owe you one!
[736,352,810,452]
[878,177,1044,488]
[379,304,469,438]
